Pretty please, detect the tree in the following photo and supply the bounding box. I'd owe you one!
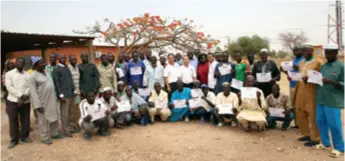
[278,31,308,51]
[227,35,269,56]
[75,13,220,54]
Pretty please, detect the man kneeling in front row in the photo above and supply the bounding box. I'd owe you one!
[79,92,111,140]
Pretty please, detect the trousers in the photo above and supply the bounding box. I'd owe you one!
[266,112,294,129]
[81,117,109,133]
[5,100,30,143]
[60,96,76,134]
[296,107,320,141]
[148,108,171,122]
[316,104,344,152]
[37,112,59,141]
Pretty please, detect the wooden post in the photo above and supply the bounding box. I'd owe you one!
[41,48,47,63]
[87,39,94,62]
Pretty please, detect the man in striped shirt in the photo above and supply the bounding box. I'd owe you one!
[68,55,81,132]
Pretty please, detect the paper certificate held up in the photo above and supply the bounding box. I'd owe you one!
[268,108,285,118]
[191,89,203,98]
[154,100,168,109]
[231,79,243,90]
[307,70,323,86]
[188,98,200,109]
[241,87,257,99]
[217,104,233,114]
[130,67,142,75]
[288,71,302,81]
[280,61,293,71]
[256,72,272,83]
[138,88,151,97]
[116,101,131,113]
[173,99,186,108]
[218,64,231,75]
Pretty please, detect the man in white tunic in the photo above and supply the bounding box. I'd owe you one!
[29,57,63,145]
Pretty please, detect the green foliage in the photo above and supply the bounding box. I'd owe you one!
[227,35,269,56]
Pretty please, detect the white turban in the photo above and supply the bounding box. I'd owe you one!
[102,87,112,93]
[260,48,268,53]
[323,44,339,50]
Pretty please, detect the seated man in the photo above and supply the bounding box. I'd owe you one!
[121,86,149,126]
[169,80,191,122]
[236,75,267,132]
[79,92,111,140]
[200,84,217,124]
[266,84,293,131]
[100,87,126,129]
[147,82,171,123]
[189,80,208,122]
[116,81,126,98]
[215,82,239,127]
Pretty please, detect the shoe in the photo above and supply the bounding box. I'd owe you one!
[101,131,110,136]
[42,139,52,145]
[231,122,237,127]
[52,134,65,139]
[304,140,319,147]
[217,123,223,127]
[115,125,123,129]
[330,149,344,158]
[7,141,18,149]
[184,117,190,122]
[72,127,81,133]
[298,136,310,142]
[314,144,331,150]
[64,132,73,138]
[21,137,33,143]
[84,133,92,140]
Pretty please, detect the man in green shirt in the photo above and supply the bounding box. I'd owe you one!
[45,53,57,79]
[315,44,344,158]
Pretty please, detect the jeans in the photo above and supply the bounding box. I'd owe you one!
[266,112,294,129]
[190,107,208,118]
[316,104,344,152]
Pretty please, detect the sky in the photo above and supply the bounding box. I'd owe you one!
[1,0,337,51]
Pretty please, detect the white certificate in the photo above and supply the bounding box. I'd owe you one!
[288,71,302,81]
[218,64,231,75]
[241,87,257,99]
[88,106,106,122]
[307,70,323,86]
[130,67,142,75]
[256,72,272,83]
[116,68,124,78]
[116,101,131,113]
[154,100,168,109]
[217,104,233,114]
[188,98,200,109]
[138,88,151,97]
[268,107,285,118]
[231,79,244,90]
[173,99,186,108]
[281,61,293,71]
[191,89,203,98]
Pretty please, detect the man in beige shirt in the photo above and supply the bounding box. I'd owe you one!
[97,54,117,95]
[148,82,171,122]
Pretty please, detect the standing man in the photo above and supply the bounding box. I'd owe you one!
[187,50,198,70]
[97,54,117,94]
[315,44,344,157]
[142,48,152,67]
[143,56,165,91]
[5,58,31,149]
[164,54,180,98]
[117,52,129,83]
[252,48,280,97]
[68,55,81,131]
[293,44,323,147]
[232,51,251,83]
[54,54,75,137]
[29,57,63,145]
[247,52,255,71]
[139,49,150,67]
[280,46,304,128]
[214,52,234,94]
[179,55,197,88]
[175,53,183,66]
[78,53,100,97]
[127,51,145,87]
[45,53,57,79]
[159,55,167,68]
[207,53,218,91]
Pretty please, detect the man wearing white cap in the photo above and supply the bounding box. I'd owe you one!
[29,57,63,145]
[314,44,344,157]
[251,48,280,97]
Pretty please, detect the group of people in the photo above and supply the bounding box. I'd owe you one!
[2,44,343,158]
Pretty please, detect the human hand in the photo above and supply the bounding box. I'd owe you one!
[148,102,155,108]
[302,76,308,84]
[105,110,110,116]
[84,115,92,122]
[36,107,44,113]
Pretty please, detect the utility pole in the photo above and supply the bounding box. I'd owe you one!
[328,0,344,50]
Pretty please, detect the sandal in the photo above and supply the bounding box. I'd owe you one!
[314,144,330,150]
[329,149,343,158]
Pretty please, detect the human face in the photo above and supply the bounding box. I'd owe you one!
[59,55,66,64]
[124,54,130,62]
[260,52,268,62]
[103,91,112,101]
[132,52,139,61]
[168,55,174,64]
[199,55,207,64]
[49,54,57,65]
[272,85,280,97]
[7,62,15,71]
[81,54,89,63]
[175,53,182,61]
[183,56,190,66]
[303,48,313,59]
[107,53,115,63]
[194,49,200,57]
[177,81,183,91]
[160,56,167,66]
[223,86,230,95]
[118,84,124,92]
[118,53,124,62]
[215,54,222,62]
[293,48,303,58]
[325,49,337,62]
[245,77,256,87]
[154,82,161,93]
[146,50,152,60]
[16,59,25,70]
[69,56,77,66]
[247,53,255,64]
[222,54,229,63]
[150,56,157,67]
[233,53,242,63]
[187,51,194,59]
[86,92,96,104]
[36,59,46,70]
[202,87,209,95]
[101,55,108,65]
[207,54,214,63]
[139,51,145,60]
[125,87,133,97]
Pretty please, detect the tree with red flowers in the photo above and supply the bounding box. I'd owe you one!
[75,13,220,54]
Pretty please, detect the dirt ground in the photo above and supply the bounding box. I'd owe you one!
[1,70,343,161]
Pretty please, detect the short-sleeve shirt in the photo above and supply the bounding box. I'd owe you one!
[178,65,196,84]
[164,63,180,83]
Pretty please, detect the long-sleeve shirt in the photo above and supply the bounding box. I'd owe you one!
[78,99,107,126]
[97,64,117,93]
[68,64,80,95]
[266,93,292,109]
[53,64,75,98]
[208,61,218,89]
[120,93,146,111]
[197,62,209,85]
[100,96,118,113]
[143,65,165,91]
[215,92,239,110]
[78,63,100,94]
[201,91,216,111]
[127,60,145,87]
[148,90,168,104]
[214,62,235,94]
[5,68,30,103]
[251,60,280,97]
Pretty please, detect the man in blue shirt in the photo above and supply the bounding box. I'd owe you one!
[280,46,304,128]
[127,51,146,87]
[187,50,198,70]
